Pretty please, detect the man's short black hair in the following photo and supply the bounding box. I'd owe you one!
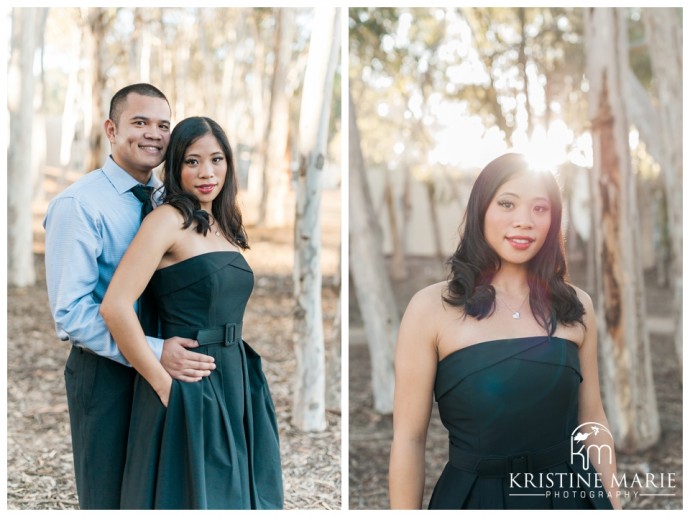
[108,83,169,125]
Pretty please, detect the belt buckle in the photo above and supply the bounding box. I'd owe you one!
[224,323,237,346]
[508,453,532,475]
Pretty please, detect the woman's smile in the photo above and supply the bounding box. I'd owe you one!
[505,235,536,250]
[195,183,218,194]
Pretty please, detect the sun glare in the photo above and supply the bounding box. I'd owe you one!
[514,121,574,173]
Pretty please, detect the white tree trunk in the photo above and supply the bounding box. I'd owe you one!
[349,93,397,414]
[8,7,40,287]
[59,27,82,172]
[246,16,269,205]
[386,168,407,281]
[291,7,340,432]
[139,23,152,83]
[326,290,341,413]
[584,7,659,452]
[642,8,683,363]
[259,9,296,228]
[218,13,239,129]
[174,19,192,121]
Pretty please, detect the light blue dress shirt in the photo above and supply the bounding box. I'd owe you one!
[44,156,164,366]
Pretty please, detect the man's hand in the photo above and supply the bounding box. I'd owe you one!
[160,337,215,382]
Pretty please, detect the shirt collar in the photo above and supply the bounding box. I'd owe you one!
[102,156,163,194]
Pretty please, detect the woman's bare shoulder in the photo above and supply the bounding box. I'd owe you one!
[140,203,185,230]
[568,283,594,310]
[404,281,452,319]
[566,283,596,333]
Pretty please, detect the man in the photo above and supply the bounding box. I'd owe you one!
[44,83,215,509]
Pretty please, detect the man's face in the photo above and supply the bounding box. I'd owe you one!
[105,93,171,180]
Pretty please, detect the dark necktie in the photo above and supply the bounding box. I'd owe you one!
[130,184,158,336]
[130,184,154,220]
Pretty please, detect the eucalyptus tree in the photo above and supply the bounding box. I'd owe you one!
[640,8,682,363]
[584,7,659,452]
[292,7,340,431]
[258,8,296,228]
[8,7,47,287]
[349,93,399,414]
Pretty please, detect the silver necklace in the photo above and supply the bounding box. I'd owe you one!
[497,292,529,319]
[209,216,220,237]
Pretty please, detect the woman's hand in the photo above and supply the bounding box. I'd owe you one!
[155,375,174,408]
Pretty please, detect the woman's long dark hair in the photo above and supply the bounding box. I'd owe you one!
[162,116,249,250]
[443,153,584,334]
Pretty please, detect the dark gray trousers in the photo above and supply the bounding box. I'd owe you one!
[64,346,136,509]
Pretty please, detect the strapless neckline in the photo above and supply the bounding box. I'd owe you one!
[439,335,578,365]
[155,250,242,273]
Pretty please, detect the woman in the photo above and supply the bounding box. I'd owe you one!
[389,153,620,509]
[101,117,283,509]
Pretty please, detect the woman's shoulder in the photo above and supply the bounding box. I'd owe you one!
[137,203,187,244]
[567,282,594,308]
[143,203,185,226]
[404,281,454,320]
[567,283,595,328]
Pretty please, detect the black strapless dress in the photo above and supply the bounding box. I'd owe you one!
[119,251,283,509]
[429,336,613,509]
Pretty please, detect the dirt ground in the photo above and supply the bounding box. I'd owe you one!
[349,256,682,510]
[6,194,342,510]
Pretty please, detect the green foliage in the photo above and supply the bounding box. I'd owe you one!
[350,7,599,173]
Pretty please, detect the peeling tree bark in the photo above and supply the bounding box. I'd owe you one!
[584,7,660,452]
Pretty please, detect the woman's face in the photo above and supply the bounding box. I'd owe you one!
[180,133,227,212]
[483,172,552,268]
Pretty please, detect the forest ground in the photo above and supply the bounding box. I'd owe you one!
[6,190,342,510]
[349,256,682,510]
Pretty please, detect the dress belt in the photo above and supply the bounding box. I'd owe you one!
[448,439,571,477]
[164,322,243,347]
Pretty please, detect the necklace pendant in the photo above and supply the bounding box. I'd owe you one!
[512,312,520,319]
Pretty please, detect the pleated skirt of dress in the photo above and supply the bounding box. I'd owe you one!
[119,341,283,509]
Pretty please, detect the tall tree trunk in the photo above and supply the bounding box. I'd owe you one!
[291,7,340,431]
[642,8,682,363]
[259,8,296,228]
[32,8,49,205]
[59,25,82,175]
[349,93,397,414]
[8,7,40,287]
[131,9,152,84]
[85,8,109,172]
[326,256,342,414]
[138,18,152,84]
[584,7,659,452]
[425,180,445,266]
[173,17,192,121]
[517,7,533,136]
[386,168,407,280]
[246,14,269,210]
[218,12,240,129]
